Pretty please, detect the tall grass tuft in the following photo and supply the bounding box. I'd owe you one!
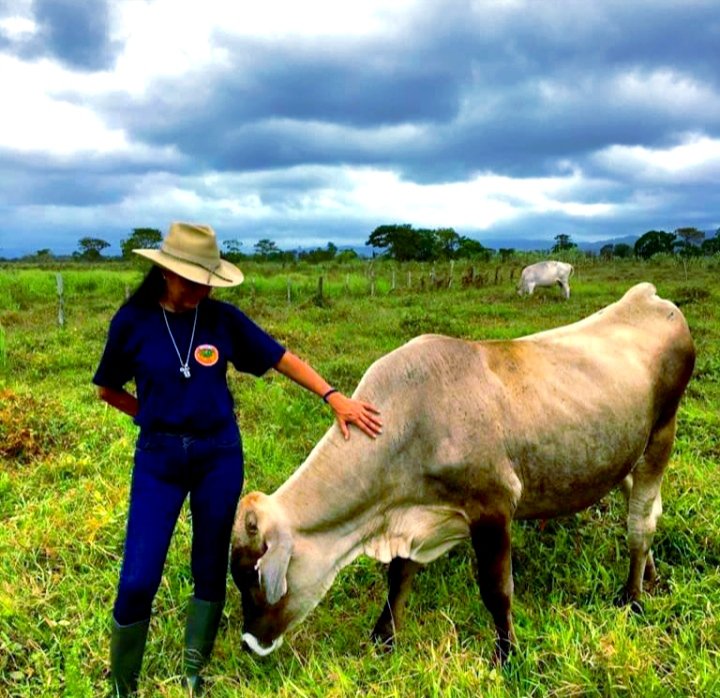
[0,321,6,369]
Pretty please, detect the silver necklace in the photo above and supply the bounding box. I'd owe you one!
[162,305,198,379]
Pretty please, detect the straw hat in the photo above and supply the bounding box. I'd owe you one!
[133,222,244,287]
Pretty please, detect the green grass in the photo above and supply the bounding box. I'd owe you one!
[0,322,6,370]
[1,256,719,696]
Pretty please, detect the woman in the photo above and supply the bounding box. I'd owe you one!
[94,222,382,696]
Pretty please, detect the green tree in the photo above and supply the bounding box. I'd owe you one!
[613,243,633,258]
[456,236,491,260]
[600,244,614,259]
[552,234,577,253]
[673,227,705,258]
[701,236,720,255]
[367,224,419,261]
[254,239,282,260]
[634,230,676,259]
[414,229,441,261]
[222,239,245,262]
[674,227,705,246]
[367,225,448,261]
[120,228,162,259]
[78,237,111,260]
[299,242,338,263]
[336,248,359,262]
[498,248,515,262]
[435,228,461,259]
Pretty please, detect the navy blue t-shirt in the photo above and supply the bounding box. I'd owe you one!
[93,298,286,434]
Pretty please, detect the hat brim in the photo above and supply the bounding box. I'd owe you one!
[133,249,244,287]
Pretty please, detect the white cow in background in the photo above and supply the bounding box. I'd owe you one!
[519,260,574,299]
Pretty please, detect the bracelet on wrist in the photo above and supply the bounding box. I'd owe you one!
[322,388,339,403]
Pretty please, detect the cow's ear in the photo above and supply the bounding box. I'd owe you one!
[256,529,292,605]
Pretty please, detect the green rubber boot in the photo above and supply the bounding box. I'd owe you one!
[109,617,150,697]
[184,597,223,696]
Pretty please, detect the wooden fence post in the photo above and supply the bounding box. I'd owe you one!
[56,273,65,328]
[287,278,292,304]
[317,275,324,303]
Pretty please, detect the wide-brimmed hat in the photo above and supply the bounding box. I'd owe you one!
[133,222,244,287]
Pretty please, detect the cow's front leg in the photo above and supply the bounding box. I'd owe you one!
[371,557,422,648]
[470,516,516,665]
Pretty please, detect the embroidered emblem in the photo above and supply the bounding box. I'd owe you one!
[194,344,219,367]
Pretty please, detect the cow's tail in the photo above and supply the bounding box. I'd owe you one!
[568,264,575,278]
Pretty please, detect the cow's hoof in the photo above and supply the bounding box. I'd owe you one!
[614,589,644,614]
[373,638,395,654]
[492,638,514,667]
[370,625,395,652]
[492,648,513,668]
[629,598,644,614]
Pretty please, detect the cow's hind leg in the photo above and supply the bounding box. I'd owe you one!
[371,557,422,648]
[470,516,516,665]
[619,474,657,584]
[618,415,676,611]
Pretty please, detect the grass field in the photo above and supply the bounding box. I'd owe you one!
[1,257,719,697]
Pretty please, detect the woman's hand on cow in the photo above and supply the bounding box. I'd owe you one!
[326,392,382,440]
[272,351,382,439]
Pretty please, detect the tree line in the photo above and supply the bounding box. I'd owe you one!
[628,228,720,259]
[18,224,720,263]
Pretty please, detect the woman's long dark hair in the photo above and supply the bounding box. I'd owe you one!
[124,265,166,308]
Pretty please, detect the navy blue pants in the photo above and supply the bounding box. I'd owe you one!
[113,423,244,626]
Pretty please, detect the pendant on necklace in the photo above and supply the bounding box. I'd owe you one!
[162,305,198,381]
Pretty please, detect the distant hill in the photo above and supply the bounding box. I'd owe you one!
[479,229,717,254]
[475,236,641,253]
[577,235,639,253]
[476,237,553,252]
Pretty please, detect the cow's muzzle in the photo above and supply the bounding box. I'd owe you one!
[242,632,284,656]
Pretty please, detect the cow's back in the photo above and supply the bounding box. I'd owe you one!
[352,284,693,520]
[487,283,694,517]
[521,260,568,281]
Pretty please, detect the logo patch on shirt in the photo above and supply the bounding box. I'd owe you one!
[194,344,219,367]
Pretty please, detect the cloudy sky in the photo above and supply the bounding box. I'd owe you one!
[1,0,718,257]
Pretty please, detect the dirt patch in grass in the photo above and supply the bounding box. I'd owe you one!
[0,388,72,463]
